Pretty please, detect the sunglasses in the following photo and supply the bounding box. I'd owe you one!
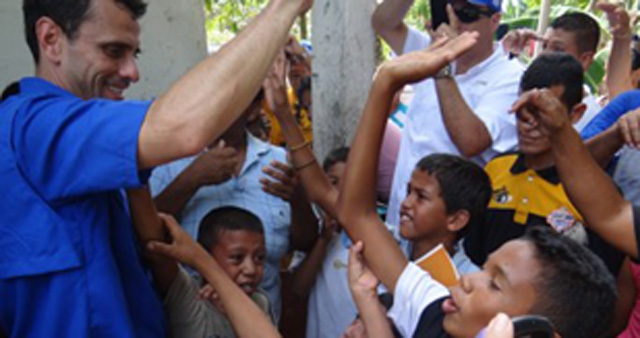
[450,2,496,23]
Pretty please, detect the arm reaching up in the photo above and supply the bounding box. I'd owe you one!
[137,0,312,169]
[337,33,478,292]
[512,89,638,258]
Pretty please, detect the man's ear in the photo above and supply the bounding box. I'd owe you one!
[569,102,587,125]
[578,51,595,71]
[36,17,64,65]
[446,209,470,233]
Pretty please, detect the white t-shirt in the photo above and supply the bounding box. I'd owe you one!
[387,262,450,338]
[387,27,524,227]
[574,89,601,132]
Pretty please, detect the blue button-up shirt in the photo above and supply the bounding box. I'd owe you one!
[0,77,166,337]
[150,132,291,320]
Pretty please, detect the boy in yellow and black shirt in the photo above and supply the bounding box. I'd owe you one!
[464,53,624,275]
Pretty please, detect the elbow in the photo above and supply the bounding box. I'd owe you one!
[457,134,491,158]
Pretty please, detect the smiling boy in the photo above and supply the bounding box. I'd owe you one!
[336,35,616,338]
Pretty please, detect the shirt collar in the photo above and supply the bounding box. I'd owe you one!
[241,131,272,175]
[19,77,76,99]
[510,153,561,185]
[456,43,505,79]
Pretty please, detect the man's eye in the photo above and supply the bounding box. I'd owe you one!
[489,279,501,291]
[104,46,124,59]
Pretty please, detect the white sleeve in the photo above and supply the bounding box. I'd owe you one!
[387,262,450,338]
[402,27,432,55]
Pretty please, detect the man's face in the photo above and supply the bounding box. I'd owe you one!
[542,28,590,70]
[442,240,540,337]
[59,0,141,100]
[449,0,499,48]
[210,230,266,295]
[399,170,449,240]
[516,85,565,156]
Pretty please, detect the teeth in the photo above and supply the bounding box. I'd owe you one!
[401,214,411,221]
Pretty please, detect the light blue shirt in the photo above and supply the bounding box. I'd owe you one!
[150,132,291,320]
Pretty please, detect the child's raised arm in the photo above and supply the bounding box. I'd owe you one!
[512,89,638,258]
[336,34,478,292]
[148,215,282,338]
[263,52,339,217]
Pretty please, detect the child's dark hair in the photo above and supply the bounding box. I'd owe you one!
[523,226,616,338]
[323,147,350,172]
[551,12,600,54]
[415,154,491,238]
[197,207,264,250]
[520,53,584,110]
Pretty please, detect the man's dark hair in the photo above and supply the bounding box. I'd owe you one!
[551,12,600,54]
[197,207,264,250]
[523,226,616,338]
[23,0,147,62]
[521,53,584,110]
[415,154,491,238]
[323,147,350,172]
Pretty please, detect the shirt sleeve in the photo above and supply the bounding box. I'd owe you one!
[386,262,450,338]
[164,266,209,337]
[402,27,432,55]
[582,90,640,139]
[12,97,151,201]
[474,73,521,155]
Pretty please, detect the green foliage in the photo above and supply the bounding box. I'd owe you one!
[204,0,270,47]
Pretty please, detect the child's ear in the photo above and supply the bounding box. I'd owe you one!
[446,210,470,233]
[569,103,587,125]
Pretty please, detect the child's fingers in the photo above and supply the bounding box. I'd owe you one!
[147,240,174,257]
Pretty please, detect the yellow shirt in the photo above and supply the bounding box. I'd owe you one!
[263,87,312,147]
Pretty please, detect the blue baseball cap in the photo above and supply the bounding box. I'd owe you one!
[468,0,502,13]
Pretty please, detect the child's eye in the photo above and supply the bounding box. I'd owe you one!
[229,255,243,263]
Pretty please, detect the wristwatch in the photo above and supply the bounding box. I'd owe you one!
[435,64,453,79]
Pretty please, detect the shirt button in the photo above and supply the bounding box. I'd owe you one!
[522,198,529,204]
[527,175,534,182]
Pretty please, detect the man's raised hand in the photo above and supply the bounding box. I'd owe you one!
[511,88,571,137]
[376,32,478,91]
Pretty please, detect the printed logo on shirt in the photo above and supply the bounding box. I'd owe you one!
[492,187,511,204]
[547,207,576,233]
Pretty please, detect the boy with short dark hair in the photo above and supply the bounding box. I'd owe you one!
[464,53,623,276]
[126,190,274,338]
[336,34,616,338]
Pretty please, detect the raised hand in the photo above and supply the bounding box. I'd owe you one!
[189,140,239,186]
[598,2,631,39]
[348,241,379,301]
[147,213,207,268]
[501,28,541,56]
[511,88,570,137]
[263,50,291,115]
[376,32,478,91]
[260,160,298,201]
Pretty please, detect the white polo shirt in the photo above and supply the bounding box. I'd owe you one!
[386,27,524,227]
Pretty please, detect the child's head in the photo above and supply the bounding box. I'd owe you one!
[197,207,266,295]
[443,226,616,338]
[399,154,491,243]
[517,53,585,156]
[323,147,350,186]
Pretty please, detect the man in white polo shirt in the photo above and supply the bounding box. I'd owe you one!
[372,0,524,227]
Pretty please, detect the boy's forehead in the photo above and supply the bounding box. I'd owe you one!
[486,240,541,287]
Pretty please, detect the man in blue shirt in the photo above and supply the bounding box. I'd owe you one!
[0,0,311,336]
